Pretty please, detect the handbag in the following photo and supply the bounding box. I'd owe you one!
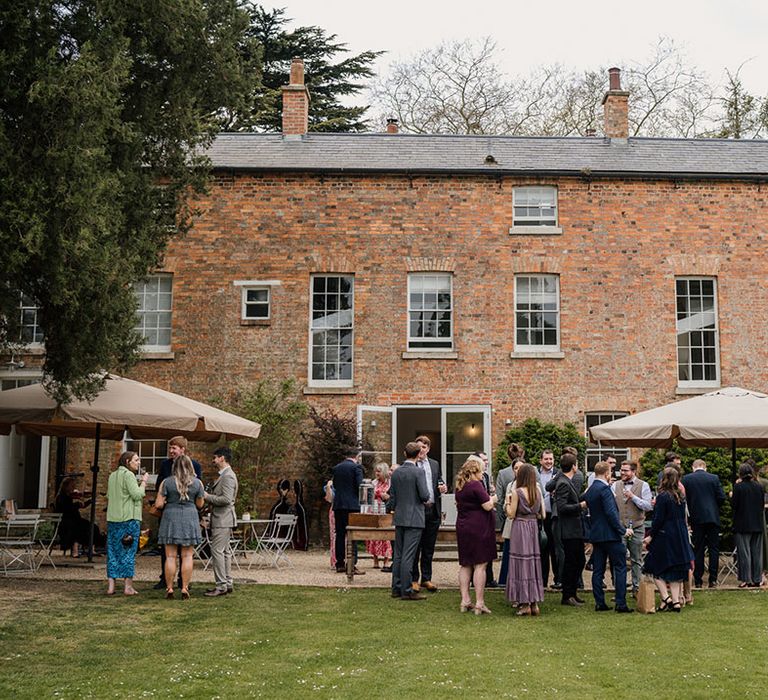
[538,519,548,549]
[149,481,166,518]
[121,533,134,547]
[636,576,657,614]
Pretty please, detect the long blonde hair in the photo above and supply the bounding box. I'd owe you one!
[173,455,195,501]
[455,459,483,492]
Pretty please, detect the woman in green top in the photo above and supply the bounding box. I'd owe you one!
[106,451,148,596]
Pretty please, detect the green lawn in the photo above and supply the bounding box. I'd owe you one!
[1,580,766,699]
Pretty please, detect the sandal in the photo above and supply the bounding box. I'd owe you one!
[657,596,672,612]
[671,601,682,613]
[460,602,474,613]
[165,589,174,600]
[738,582,749,588]
[474,604,492,615]
[181,590,190,600]
[531,604,541,617]
[516,606,532,616]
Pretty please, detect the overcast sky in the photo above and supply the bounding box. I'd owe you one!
[266,0,768,98]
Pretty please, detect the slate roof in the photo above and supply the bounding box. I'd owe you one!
[206,132,768,179]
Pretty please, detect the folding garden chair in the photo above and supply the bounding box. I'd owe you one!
[257,514,297,569]
[0,514,41,575]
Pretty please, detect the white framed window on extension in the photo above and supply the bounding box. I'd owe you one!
[233,279,281,323]
[514,274,560,352]
[585,412,630,473]
[309,274,354,387]
[134,273,173,352]
[511,186,562,234]
[675,277,720,388]
[408,273,453,351]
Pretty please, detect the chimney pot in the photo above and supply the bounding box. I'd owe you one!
[386,118,399,134]
[608,67,622,91]
[289,57,305,86]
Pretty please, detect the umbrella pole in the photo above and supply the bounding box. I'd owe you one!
[731,438,737,482]
[87,424,101,564]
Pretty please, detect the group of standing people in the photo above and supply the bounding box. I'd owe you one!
[102,436,239,599]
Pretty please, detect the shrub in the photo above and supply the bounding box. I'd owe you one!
[494,418,588,473]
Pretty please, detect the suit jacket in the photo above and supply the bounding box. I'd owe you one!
[546,468,584,517]
[205,466,238,528]
[157,457,202,486]
[495,466,515,528]
[582,479,624,543]
[681,470,726,526]
[554,474,584,540]
[332,458,363,512]
[389,460,430,528]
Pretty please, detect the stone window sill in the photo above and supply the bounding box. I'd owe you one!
[509,225,563,235]
[675,385,719,395]
[303,386,357,395]
[140,351,176,360]
[240,319,271,327]
[510,351,565,359]
[402,351,458,360]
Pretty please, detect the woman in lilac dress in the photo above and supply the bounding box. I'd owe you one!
[505,463,545,616]
[455,458,497,615]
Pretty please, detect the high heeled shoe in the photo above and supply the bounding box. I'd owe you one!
[516,605,532,616]
[531,604,541,617]
[460,601,474,613]
[165,589,174,600]
[657,596,672,612]
[181,589,190,600]
[474,604,492,615]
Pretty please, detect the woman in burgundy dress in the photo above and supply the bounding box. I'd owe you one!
[505,463,546,616]
[455,458,498,615]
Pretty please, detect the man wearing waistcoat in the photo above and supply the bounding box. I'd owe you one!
[613,460,653,595]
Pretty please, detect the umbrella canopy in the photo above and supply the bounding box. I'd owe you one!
[589,387,768,449]
[0,374,261,442]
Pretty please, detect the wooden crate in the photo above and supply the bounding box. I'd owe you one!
[348,513,393,527]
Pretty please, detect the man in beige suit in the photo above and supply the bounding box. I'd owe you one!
[204,446,239,597]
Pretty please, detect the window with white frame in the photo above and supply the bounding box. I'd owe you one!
[676,277,719,386]
[514,274,560,351]
[19,294,44,345]
[134,274,173,351]
[408,273,453,350]
[513,186,558,228]
[310,275,354,385]
[242,287,270,320]
[585,412,629,473]
[124,438,168,475]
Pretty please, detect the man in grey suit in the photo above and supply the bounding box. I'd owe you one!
[389,442,430,601]
[204,446,239,597]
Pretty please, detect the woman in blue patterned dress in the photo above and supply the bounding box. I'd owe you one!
[156,455,205,600]
[106,451,148,596]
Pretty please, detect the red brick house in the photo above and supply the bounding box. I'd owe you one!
[3,62,768,522]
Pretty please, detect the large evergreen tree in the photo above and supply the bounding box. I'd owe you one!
[232,5,382,132]
[0,1,257,402]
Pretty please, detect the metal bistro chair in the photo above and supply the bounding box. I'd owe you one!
[718,546,739,585]
[36,513,63,569]
[256,514,298,569]
[0,514,41,576]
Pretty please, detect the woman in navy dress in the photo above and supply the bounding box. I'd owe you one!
[643,466,694,612]
[455,458,497,615]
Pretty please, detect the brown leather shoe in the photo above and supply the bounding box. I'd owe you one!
[411,582,421,592]
[204,588,228,597]
[401,592,426,601]
[352,567,366,575]
[562,597,584,607]
[423,581,438,592]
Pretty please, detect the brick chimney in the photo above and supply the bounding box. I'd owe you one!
[386,118,399,134]
[602,67,629,139]
[281,58,310,136]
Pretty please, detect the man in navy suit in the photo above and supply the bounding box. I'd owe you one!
[681,459,726,588]
[582,460,633,613]
[332,447,364,575]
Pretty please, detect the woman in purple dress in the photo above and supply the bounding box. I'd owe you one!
[505,463,546,615]
[455,459,497,615]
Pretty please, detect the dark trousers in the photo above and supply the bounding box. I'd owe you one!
[591,540,627,608]
[552,517,564,585]
[412,507,440,584]
[561,537,585,602]
[691,523,720,585]
[498,538,511,585]
[734,532,763,585]
[393,526,423,596]
[541,515,558,586]
[334,509,357,569]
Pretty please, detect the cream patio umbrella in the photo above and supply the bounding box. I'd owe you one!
[0,374,261,560]
[588,386,768,477]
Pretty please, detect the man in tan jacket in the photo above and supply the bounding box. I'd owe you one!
[204,446,239,597]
